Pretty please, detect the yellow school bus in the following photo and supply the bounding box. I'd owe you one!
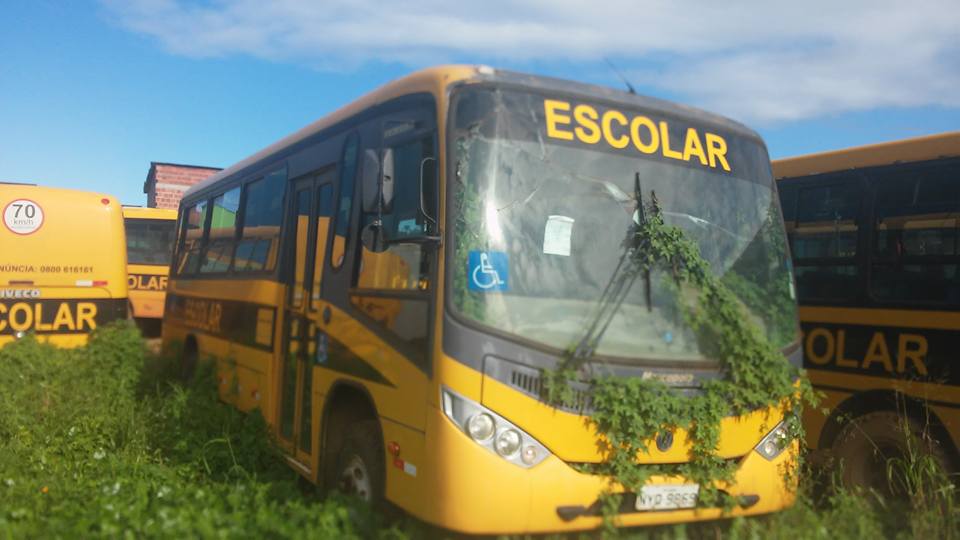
[774,131,960,489]
[123,206,177,336]
[163,65,801,533]
[0,183,128,348]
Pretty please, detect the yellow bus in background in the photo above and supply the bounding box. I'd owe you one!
[774,131,960,490]
[163,65,801,533]
[0,183,128,348]
[123,206,177,336]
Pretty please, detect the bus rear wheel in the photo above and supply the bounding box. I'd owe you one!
[335,420,384,506]
[831,410,950,495]
[180,341,198,383]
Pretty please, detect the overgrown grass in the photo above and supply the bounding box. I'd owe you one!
[0,323,407,538]
[0,324,956,538]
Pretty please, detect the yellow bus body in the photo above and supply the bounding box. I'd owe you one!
[163,65,799,533]
[0,184,128,348]
[123,206,176,322]
[773,132,960,462]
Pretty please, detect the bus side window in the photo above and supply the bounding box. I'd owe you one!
[792,178,860,302]
[332,134,360,270]
[350,135,435,364]
[355,136,435,291]
[871,160,960,305]
[200,187,241,273]
[177,200,208,275]
[234,168,286,273]
[794,182,860,258]
[311,181,336,310]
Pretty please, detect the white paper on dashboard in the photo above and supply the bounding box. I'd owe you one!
[543,215,575,256]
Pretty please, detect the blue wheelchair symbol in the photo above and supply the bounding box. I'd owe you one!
[468,251,508,292]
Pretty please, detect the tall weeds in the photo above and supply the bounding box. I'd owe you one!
[0,324,956,538]
[0,323,405,538]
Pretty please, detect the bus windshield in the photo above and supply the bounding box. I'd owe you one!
[125,218,176,266]
[449,87,797,365]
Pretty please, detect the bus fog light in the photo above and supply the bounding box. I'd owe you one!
[467,413,495,441]
[521,445,538,465]
[495,429,521,457]
[755,421,792,460]
[761,440,778,457]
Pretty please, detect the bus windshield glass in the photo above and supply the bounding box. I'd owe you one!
[449,86,797,365]
[125,218,176,266]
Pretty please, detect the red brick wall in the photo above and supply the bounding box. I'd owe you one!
[143,162,222,210]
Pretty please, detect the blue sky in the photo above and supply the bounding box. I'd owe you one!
[2,1,958,206]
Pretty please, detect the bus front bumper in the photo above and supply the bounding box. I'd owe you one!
[416,404,798,534]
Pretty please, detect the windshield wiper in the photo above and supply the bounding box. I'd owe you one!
[569,173,653,365]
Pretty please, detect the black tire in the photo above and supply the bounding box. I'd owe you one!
[832,410,951,495]
[334,420,385,506]
[180,342,198,383]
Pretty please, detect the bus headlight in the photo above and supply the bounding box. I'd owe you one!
[441,387,551,468]
[495,429,521,457]
[754,421,792,461]
[467,413,495,442]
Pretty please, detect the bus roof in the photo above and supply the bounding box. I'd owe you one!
[122,206,177,220]
[773,131,960,179]
[184,65,762,201]
[1,183,115,200]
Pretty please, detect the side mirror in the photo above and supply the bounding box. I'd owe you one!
[360,220,389,253]
[361,149,380,213]
[381,148,395,212]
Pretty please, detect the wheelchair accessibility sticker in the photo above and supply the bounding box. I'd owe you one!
[468,251,508,292]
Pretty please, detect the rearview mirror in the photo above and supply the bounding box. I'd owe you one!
[361,149,380,213]
[381,148,395,213]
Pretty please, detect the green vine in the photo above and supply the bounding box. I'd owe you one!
[543,196,816,526]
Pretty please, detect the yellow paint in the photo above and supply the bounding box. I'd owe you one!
[897,333,928,376]
[544,99,574,141]
[630,116,659,154]
[601,110,630,149]
[802,325,929,376]
[681,127,708,165]
[542,98,732,172]
[705,133,732,171]
[572,104,600,144]
[659,121,683,159]
[861,332,893,373]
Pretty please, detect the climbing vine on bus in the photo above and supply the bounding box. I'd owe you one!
[542,194,816,525]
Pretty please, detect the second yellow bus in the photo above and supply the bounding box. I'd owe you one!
[0,183,128,348]
[774,131,960,490]
[123,206,177,336]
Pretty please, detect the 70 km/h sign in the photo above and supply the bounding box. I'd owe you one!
[3,199,44,235]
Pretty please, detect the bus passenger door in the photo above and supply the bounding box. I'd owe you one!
[278,171,335,469]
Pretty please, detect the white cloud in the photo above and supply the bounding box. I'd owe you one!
[101,0,960,123]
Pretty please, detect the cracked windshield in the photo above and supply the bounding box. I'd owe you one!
[450,87,797,364]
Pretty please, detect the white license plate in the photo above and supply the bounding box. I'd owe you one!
[635,484,700,511]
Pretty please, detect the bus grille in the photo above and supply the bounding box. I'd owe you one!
[505,363,592,413]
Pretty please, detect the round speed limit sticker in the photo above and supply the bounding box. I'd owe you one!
[3,199,45,235]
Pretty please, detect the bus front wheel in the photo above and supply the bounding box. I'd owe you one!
[832,410,950,495]
[335,420,385,505]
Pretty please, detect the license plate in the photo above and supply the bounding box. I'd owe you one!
[635,484,699,511]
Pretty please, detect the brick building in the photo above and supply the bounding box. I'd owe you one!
[143,162,222,210]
